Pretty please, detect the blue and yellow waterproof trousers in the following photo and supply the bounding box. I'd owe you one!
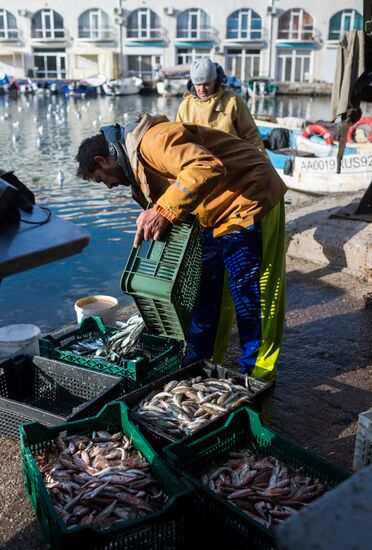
[186,200,286,380]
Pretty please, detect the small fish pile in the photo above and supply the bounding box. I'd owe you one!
[199,449,328,529]
[134,375,255,438]
[35,430,168,530]
[66,313,145,364]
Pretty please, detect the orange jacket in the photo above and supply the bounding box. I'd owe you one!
[125,114,286,237]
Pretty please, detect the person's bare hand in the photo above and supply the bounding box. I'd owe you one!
[134,209,170,248]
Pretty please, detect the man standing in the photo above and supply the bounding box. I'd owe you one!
[177,58,266,363]
[177,58,264,151]
[75,113,286,380]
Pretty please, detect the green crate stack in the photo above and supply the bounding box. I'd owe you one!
[120,217,202,341]
[39,316,183,392]
[163,406,350,550]
[20,401,194,550]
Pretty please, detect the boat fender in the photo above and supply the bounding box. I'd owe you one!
[283,158,293,176]
[347,117,372,143]
[302,124,334,145]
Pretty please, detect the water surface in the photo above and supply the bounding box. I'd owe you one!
[0,93,338,332]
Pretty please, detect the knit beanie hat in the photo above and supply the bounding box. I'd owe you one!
[190,58,217,84]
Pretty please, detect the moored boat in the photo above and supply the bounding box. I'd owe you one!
[247,77,277,98]
[0,73,10,94]
[259,122,372,194]
[227,75,248,98]
[103,77,143,96]
[63,74,107,98]
[5,77,38,95]
[156,78,188,97]
[155,64,189,97]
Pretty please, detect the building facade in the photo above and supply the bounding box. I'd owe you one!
[0,0,363,83]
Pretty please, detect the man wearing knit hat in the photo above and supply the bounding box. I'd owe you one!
[189,58,218,98]
[177,58,263,150]
[176,58,266,366]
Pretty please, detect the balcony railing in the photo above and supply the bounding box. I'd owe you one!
[225,29,264,41]
[0,28,19,41]
[176,28,215,40]
[277,29,314,41]
[78,26,116,41]
[31,28,66,40]
[126,28,162,40]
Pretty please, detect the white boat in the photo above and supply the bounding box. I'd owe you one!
[247,78,277,99]
[156,64,189,97]
[259,122,372,194]
[156,78,188,97]
[103,77,143,96]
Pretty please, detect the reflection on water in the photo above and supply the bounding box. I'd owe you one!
[0,93,334,332]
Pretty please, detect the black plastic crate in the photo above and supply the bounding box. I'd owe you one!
[123,360,273,452]
[0,354,122,437]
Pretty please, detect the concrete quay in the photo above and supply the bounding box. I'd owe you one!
[285,191,371,282]
[275,81,333,96]
[0,191,371,550]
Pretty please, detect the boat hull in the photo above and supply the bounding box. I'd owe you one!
[260,122,372,194]
[156,79,187,97]
[272,151,372,194]
[103,77,143,96]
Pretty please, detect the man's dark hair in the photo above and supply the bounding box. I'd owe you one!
[75,134,110,180]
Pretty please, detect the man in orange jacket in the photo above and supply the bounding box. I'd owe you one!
[75,112,287,380]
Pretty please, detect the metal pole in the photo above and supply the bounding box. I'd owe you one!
[364,0,372,71]
[267,0,278,79]
[355,0,372,214]
[119,19,123,78]
[268,8,273,77]
[116,0,124,79]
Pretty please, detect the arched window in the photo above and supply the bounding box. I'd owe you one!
[78,9,110,40]
[226,9,262,40]
[278,8,313,40]
[31,9,64,39]
[177,9,211,40]
[0,10,17,39]
[127,8,161,39]
[329,10,362,40]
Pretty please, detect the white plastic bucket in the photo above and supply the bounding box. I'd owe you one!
[0,324,41,359]
[74,295,119,325]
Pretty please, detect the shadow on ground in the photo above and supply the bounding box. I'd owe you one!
[225,262,372,471]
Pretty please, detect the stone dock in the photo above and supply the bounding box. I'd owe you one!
[0,190,371,549]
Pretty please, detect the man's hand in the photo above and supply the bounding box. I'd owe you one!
[134,208,170,248]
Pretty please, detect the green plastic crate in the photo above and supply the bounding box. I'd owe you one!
[39,316,183,392]
[20,401,194,550]
[120,217,202,341]
[164,406,350,550]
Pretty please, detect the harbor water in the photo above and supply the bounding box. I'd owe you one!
[0,93,335,332]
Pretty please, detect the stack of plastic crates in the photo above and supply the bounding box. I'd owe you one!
[353,409,372,470]
[20,401,194,549]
